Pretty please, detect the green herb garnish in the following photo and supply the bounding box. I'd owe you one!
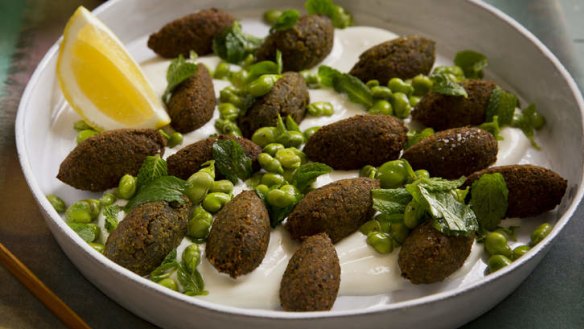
[485,86,517,126]
[212,139,253,184]
[177,263,207,296]
[512,103,545,149]
[470,173,509,230]
[102,204,121,233]
[372,188,412,215]
[291,162,332,194]
[125,176,188,211]
[213,22,263,64]
[430,72,468,97]
[479,115,503,140]
[454,50,488,79]
[67,222,99,243]
[318,65,373,107]
[406,127,434,149]
[150,249,179,282]
[163,53,198,103]
[305,0,353,28]
[136,155,168,191]
[271,9,300,31]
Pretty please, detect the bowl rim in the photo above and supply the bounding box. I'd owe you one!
[15,0,584,321]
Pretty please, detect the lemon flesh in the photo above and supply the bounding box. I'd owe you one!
[57,7,169,130]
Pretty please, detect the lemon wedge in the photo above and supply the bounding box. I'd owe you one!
[57,6,170,130]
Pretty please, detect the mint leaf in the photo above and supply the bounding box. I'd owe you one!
[212,139,253,184]
[136,155,168,190]
[247,61,279,83]
[305,0,353,28]
[406,127,434,149]
[125,176,188,211]
[486,87,517,126]
[430,72,468,97]
[454,50,488,79]
[213,22,263,64]
[470,173,509,230]
[149,249,179,282]
[292,162,332,193]
[163,54,198,103]
[271,9,300,31]
[67,222,99,242]
[512,103,545,149]
[102,204,121,233]
[285,115,301,132]
[372,188,412,215]
[177,263,207,296]
[255,189,298,228]
[318,65,373,107]
[479,115,503,140]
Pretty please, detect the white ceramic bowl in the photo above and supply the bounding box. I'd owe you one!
[16,0,584,328]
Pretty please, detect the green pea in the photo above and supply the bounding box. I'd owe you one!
[389,223,409,244]
[248,74,280,97]
[73,120,93,131]
[117,174,137,199]
[187,206,213,240]
[307,101,334,117]
[167,132,183,148]
[65,201,93,223]
[368,100,393,115]
[185,171,214,204]
[359,220,381,235]
[278,131,305,148]
[199,160,216,179]
[263,143,285,156]
[366,232,394,254]
[512,245,530,260]
[392,92,412,119]
[376,159,414,189]
[182,244,201,273]
[157,278,178,291]
[261,173,285,187]
[484,232,512,258]
[263,9,282,25]
[376,213,404,224]
[487,255,512,273]
[409,96,421,107]
[218,103,240,121]
[414,169,430,180]
[215,119,242,136]
[98,192,116,207]
[255,184,270,196]
[202,192,231,213]
[230,70,249,89]
[219,87,242,107]
[411,74,433,96]
[252,127,278,147]
[366,79,380,88]
[359,165,377,179]
[85,199,101,219]
[433,65,465,81]
[331,5,352,28]
[47,194,67,213]
[280,184,299,197]
[388,78,414,95]
[404,200,425,229]
[76,129,98,144]
[241,54,256,68]
[88,242,105,253]
[267,187,296,208]
[210,180,234,194]
[275,149,302,169]
[530,223,552,246]
[258,153,284,174]
[213,61,232,79]
[371,86,392,99]
[303,126,320,140]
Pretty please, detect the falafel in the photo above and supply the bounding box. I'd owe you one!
[411,80,497,131]
[57,129,166,192]
[349,35,435,84]
[147,8,235,58]
[285,178,379,243]
[402,127,497,179]
[167,135,262,180]
[167,64,216,133]
[398,220,475,284]
[238,72,309,138]
[303,114,407,170]
[256,15,334,72]
[103,198,191,276]
[280,233,340,312]
[464,165,567,218]
[205,190,270,278]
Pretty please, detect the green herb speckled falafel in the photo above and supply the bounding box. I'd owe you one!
[256,15,334,72]
[147,8,235,58]
[285,178,379,243]
[57,129,166,192]
[167,135,262,180]
[398,220,475,284]
[402,127,497,179]
[411,80,496,131]
[303,114,407,170]
[280,233,340,312]
[238,72,309,138]
[205,190,270,278]
[103,198,191,276]
[349,35,435,84]
[167,64,215,133]
[464,165,567,218]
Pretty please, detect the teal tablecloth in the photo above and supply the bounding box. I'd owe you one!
[1,1,583,328]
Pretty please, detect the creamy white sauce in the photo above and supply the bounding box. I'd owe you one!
[137,25,531,310]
